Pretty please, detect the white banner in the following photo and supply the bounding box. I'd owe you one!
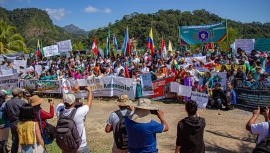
[13,60,27,74]
[57,40,72,53]
[0,74,19,95]
[61,76,137,100]
[35,65,42,75]
[185,56,206,66]
[191,91,209,108]
[43,45,60,57]
[235,39,255,54]
[0,67,13,75]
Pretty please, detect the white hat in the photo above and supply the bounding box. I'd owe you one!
[63,94,76,105]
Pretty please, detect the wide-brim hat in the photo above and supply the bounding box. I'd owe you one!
[72,84,80,93]
[30,95,43,106]
[195,48,200,51]
[175,51,180,54]
[115,94,133,106]
[129,109,152,123]
[131,98,157,110]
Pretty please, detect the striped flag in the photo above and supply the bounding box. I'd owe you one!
[161,36,166,58]
[147,28,154,56]
[36,40,41,58]
[92,37,98,56]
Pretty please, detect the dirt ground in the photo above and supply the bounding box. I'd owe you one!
[39,98,264,153]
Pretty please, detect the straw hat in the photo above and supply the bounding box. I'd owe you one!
[115,94,133,106]
[72,84,80,93]
[30,95,43,106]
[195,48,200,51]
[129,98,158,123]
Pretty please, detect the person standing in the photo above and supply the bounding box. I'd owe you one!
[125,98,169,153]
[0,90,10,152]
[56,86,93,153]
[175,100,206,153]
[105,95,134,153]
[3,88,25,153]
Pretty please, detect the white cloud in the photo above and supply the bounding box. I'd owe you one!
[0,0,5,4]
[84,6,112,14]
[103,7,111,14]
[45,8,66,20]
[84,6,99,13]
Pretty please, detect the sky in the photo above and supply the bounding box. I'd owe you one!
[1,0,270,31]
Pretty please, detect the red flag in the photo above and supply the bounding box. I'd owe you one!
[125,64,130,78]
[161,36,166,55]
[92,37,98,56]
[126,38,132,55]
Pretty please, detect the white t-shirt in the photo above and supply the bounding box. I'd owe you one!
[251,121,270,145]
[56,104,89,148]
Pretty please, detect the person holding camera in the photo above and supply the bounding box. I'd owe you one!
[175,100,206,153]
[125,98,169,153]
[105,94,134,153]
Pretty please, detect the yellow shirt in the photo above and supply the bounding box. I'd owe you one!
[17,121,36,145]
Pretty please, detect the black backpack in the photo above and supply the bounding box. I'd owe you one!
[114,110,131,150]
[253,122,270,153]
[55,109,82,151]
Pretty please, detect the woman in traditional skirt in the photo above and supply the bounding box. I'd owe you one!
[133,69,142,98]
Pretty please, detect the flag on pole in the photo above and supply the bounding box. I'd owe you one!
[105,28,110,56]
[113,33,118,53]
[168,40,173,51]
[92,37,98,56]
[180,39,187,46]
[36,40,41,58]
[122,27,130,55]
[161,36,166,58]
[147,28,154,56]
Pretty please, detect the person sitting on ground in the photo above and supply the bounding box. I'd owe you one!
[210,83,227,110]
[17,103,44,153]
[246,106,270,146]
[224,83,236,110]
[105,95,134,153]
[125,98,169,153]
[175,100,206,153]
[56,86,93,153]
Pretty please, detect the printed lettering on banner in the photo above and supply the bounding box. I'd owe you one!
[43,45,60,57]
[191,91,208,108]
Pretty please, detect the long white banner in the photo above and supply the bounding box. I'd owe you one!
[57,40,72,53]
[44,45,60,57]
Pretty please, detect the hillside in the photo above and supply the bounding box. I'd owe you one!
[0,7,86,52]
[86,9,270,50]
[63,24,88,35]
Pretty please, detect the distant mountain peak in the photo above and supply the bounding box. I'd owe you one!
[63,24,88,35]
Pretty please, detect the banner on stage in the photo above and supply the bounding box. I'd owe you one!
[57,40,72,53]
[235,39,255,54]
[43,45,60,57]
[61,76,137,100]
[140,73,154,96]
[151,77,174,100]
[23,80,61,93]
[179,22,227,44]
[191,91,208,108]
[254,38,270,52]
[0,74,19,95]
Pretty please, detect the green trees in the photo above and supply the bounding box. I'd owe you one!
[0,20,27,54]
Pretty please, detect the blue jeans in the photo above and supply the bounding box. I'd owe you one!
[212,98,222,109]
[62,145,90,153]
[21,144,34,153]
[11,129,19,153]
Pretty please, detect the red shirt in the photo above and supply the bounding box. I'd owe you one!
[36,105,54,130]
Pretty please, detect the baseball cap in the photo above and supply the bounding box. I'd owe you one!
[0,90,7,97]
[63,94,76,105]
[12,88,23,96]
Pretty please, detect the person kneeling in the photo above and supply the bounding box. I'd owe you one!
[211,83,227,110]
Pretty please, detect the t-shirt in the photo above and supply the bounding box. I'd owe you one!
[56,104,89,148]
[125,117,164,153]
[251,121,270,145]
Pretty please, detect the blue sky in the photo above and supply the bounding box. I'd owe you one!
[1,0,270,31]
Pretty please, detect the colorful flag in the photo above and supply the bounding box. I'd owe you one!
[125,64,130,78]
[92,37,98,56]
[147,28,154,56]
[36,40,41,58]
[122,27,130,55]
[105,28,110,56]
[180,39,187,46]
[161,36,166,58]
[173,59,179,71]
[168,40,173,51]
[113,33,118,53]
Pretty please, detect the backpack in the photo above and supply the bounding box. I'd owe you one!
[38,110,55,144]
[253,122,270,153]
[55,109,82,151]
[0,102,6,129]
[114,110,131,150]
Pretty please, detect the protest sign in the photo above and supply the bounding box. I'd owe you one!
[140,73,154,96]
[178,85,192,97]
[13,60,27,74]
[23,80,61,93]
[151,77,174,100]
[0,74,19,95]
[62,76,137,100]
[0,67,13,75]
[170,82,179,93]
[191,91,209,108]
[57,40,72,53]
[35,65,42,75]
[235,39,255,54]
[180,22,227,44]
[254,38,270,52]
[43,45,60,57]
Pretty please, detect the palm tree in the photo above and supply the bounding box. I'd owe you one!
[0,20,28,54]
